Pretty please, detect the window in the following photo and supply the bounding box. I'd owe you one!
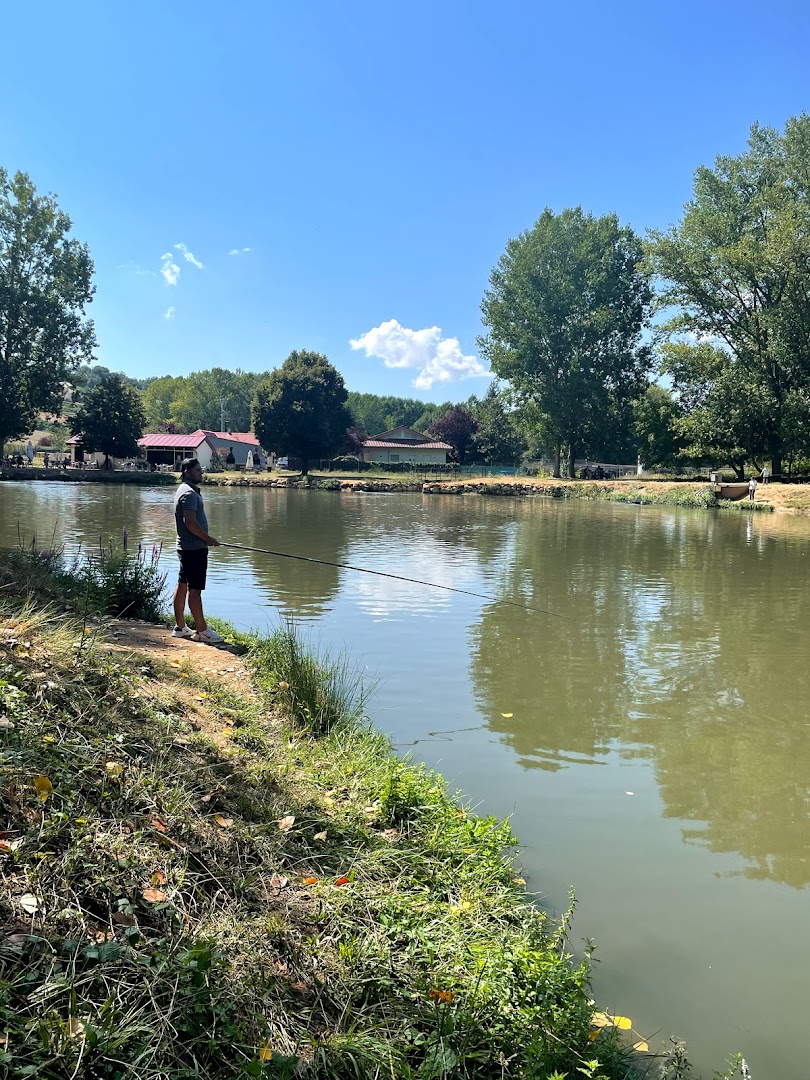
[389,454,400,463]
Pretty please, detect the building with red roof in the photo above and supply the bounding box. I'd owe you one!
[360,426,451,465]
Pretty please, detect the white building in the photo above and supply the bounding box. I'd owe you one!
[360,426,451,465]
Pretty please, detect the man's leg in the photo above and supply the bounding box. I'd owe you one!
[173,582,188,627]
[187,589,208,634]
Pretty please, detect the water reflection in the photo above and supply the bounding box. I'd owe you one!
[469,503,810,887]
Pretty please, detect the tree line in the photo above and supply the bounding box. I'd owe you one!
[3,114,810,476]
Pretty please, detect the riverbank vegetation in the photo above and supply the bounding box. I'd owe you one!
[1,548,642,1079]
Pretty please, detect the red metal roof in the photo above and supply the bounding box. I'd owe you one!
[138,430,210,449]
[362,439,452,451]
[201,430,260,445]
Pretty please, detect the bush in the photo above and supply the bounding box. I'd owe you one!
[77,540,168,620]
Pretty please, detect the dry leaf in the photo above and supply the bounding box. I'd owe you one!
[20,893,39,914]
[68,1017,85,1038]
[335,875,350,887]
[142,888,167,903]
[277,681,289,690]
[112,911,137,926]
[200,793,213,803]
[269,779,281,794]
[105,762,124,778]
[313,830,327,841]
[302,876,318,885]
[34,776,52,803]
[277,815,295,831]
[270,874,289,889]
[0,719,15,731]
[382,829,399,843]
[215,815,234,828]
[632,1041,649,1052]
[258,1042,274,1062]
[429,989,455,1004]
[591,1012,612,1028]
[150,870,167,886]
[150,817,168,832]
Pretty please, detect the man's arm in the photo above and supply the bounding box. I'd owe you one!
[182,509,219,547]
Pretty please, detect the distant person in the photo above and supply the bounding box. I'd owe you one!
[761,464,770,484]
[225,447,236,467]
[252,450,261,472]
[172,457,225,645]
[748,476,758,501]
[43,453,49,468]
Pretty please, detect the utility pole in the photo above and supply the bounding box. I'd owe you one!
[219,398,226,432]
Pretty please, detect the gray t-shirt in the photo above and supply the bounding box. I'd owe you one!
[174,483,209,551]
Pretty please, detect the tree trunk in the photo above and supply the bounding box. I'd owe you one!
[552,445,561,478]
[300,457,310,476]
[567,440,576,479]
[769,436,783,477]
[731,461,745,480]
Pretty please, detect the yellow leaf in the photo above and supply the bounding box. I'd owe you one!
[513,876,526,885]
[429,989,455,1004]
[313,830,327,841]
[181,672,189,678]
[214,815,234,828]
[588,1029,601,1041]
[612,1015,632,1030]
[105,762,124,778]
[632,1041,649,1052]
[258,1042,274,1062]
[42,735,55,744]
[34,776,52,803]
[302,875,318,885]
[277,681,289,691]
[142,888,167,903]
[501,712,513,718]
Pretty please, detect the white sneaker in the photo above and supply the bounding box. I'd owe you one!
[172,625,195,639]
[193,628,225,645]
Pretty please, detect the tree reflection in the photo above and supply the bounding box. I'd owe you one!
[470,504,810,886]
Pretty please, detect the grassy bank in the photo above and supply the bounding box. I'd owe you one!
[0,549,745,1078]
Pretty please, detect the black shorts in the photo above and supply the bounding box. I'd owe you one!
[177,548,208,591]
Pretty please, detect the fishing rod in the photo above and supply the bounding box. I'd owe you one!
[220,542,569,619]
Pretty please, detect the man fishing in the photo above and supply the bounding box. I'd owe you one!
[172,457,225,644]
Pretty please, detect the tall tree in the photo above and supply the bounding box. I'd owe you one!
[632,383,685,471]
[346,392,439,434]
[253,350,352,474]
[480,207,653,477]
[140,375,187,431]
[0,169,95,448]
[646,115,810,474]
[428,405,479,463]
[71,374,145,468]
[169,368,262,432]
[471,384,527,464]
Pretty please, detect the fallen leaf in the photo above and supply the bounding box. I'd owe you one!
[277,681,289,690]
[269,779,281,794]
[335,875,350,887]
[19,893,39,914]
[34,776,52,803]
[612,1015,632,1030]
[512,876,526,885]
[632,1041,649,1052]
[302,875,318,885]
[68,1017,85,1038]
[214,815,234,828]
[181,672,189,678]
[277,815,295,831]
[258,1042,274,1062]
[588,1029,601,1042]
[591,1012,612,1028]
[500,712,514,718]
[150,870,167,886]
[142,888,167,903]
[197,693,208,701]
[313,830,327,841]
[170,659,181,667]
[382,829,399,843]
[150,817,168,832]
[112,911,137,926]
[105,762,124,778]
[429,989,455,1004]
[0,719,15,731]
[199,793,213,803]
[270,874,289,889]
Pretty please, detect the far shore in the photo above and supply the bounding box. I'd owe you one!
[3,465,809,514]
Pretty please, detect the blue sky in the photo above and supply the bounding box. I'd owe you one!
[3,0,808,401]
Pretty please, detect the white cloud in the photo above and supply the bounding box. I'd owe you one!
[160,252,180,286]
[349,319,490,390]
[164,306,175,320]
[228,247,252,256]
[174,242,204,269]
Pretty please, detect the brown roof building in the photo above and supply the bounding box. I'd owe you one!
[360,426,451,465]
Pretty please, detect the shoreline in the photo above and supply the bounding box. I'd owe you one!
[4,465,809,514]
[0,549,655,1078]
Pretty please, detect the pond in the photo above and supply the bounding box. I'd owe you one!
[2,480,809,1077]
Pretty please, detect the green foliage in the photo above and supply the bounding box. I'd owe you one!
[72,373,146,465]
[0,168,96,448]
[140,374,187,430]
[171,368,264,433]
[345,393,452,436]
[633,384,685,469]
[480,207,653,477]
[470,383,527,464]
[647,114,810,473]
[427,405,478,463]
[253,350,352,474]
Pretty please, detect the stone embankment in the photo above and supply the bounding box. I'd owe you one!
[205,475,424,492]
[422,480,564,497]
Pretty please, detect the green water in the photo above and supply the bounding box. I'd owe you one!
[2,480,809,1077]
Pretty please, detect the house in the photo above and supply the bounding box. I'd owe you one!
[200,431,269,468]
[137,431,215,470]
[359,426,452,465]
[65,435,133,469]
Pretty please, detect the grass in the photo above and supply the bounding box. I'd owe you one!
[0,550,748,1078]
